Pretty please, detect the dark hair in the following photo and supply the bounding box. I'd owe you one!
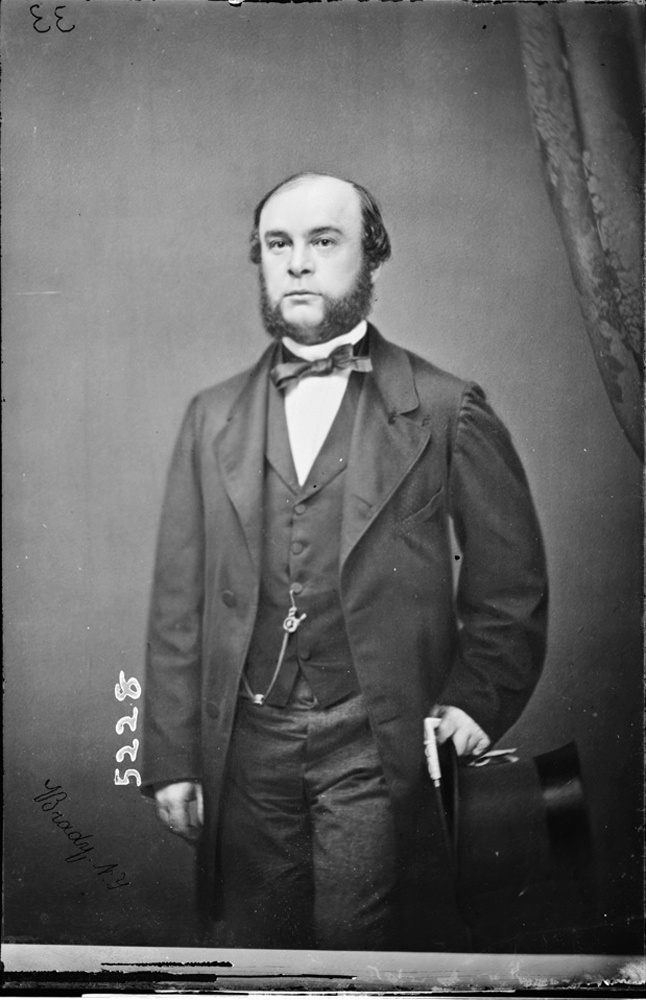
[249,172,391,271]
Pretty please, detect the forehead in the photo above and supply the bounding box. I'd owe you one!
[259,176,362,236]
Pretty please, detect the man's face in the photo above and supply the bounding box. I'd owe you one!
[258,175,375,345]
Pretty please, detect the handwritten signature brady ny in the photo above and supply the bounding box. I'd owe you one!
[34,779,131,889]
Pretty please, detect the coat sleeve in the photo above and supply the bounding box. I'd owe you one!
[439,383,548,743]
[140,398,205,793]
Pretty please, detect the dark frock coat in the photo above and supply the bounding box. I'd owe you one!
[141,325,548,917]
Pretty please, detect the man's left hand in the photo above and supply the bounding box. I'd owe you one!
[430,704,491,757]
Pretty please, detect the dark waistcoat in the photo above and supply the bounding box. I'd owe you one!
[244,374,363,707]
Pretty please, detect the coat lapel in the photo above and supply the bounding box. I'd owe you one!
[213,329,432,574]
[341,327,432,567]
[214,345,276,574]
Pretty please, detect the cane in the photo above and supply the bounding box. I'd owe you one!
[423,717,459,867]
[424,716,471,947]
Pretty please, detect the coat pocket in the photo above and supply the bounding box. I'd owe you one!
[402,487,445,527]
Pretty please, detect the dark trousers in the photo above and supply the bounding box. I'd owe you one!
[218,676,398,950]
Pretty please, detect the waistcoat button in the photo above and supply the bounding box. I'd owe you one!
[291,541,304,555]
[290,582,303,595]
[222,590,236,607]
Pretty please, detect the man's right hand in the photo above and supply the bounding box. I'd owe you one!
[153,780,204,843]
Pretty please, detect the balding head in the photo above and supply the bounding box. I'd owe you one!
[254,172,388,344]
[250,171,391,272]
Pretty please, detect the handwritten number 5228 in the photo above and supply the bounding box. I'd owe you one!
[31,5,75,33]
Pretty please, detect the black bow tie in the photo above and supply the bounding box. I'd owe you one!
[271,343,372,391]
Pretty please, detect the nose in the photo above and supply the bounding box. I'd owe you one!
[288,242,313,277]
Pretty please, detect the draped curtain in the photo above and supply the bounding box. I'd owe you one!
[518,6,644,460]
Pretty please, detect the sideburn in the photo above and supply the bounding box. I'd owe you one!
[259,262,374,344]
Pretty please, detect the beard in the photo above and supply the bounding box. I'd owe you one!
[259,260,374,344]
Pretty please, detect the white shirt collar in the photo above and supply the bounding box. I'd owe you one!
[281,320,368,362]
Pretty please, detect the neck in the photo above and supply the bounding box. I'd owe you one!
[283,320,368,361]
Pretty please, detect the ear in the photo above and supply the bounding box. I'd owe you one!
[370,264,382,284]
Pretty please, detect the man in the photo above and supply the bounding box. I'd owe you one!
[142,172,548,951]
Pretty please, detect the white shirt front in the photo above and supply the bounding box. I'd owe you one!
[281,320,368,486]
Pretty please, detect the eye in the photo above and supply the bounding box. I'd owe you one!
[314,237,336,248]
[267,238,289,252]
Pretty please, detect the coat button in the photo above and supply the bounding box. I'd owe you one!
[206,701,219,718]
[300,646,312,661]
[222,590,236,608]
[294,503,306,515]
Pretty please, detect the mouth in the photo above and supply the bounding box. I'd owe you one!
[284,291,319,298]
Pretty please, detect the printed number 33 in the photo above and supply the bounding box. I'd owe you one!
[31,5,75,33]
